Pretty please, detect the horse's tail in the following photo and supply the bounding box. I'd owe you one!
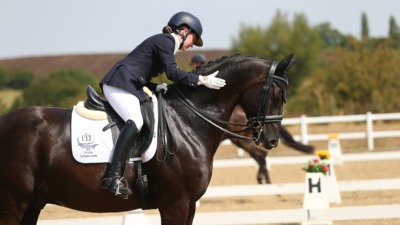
[279,126,315,154]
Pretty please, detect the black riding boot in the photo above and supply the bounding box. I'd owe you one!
[101,120,138,198]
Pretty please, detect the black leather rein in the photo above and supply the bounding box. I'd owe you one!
[167,60,288,142]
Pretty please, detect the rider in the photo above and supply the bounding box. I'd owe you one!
[99,11,226,197]
[190,54,207,68]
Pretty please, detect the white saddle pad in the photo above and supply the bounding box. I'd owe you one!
[71,95,158,164]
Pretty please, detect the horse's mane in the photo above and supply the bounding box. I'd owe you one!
[192,54,273,75]
[192,54,241,72]
[171,53,279,106]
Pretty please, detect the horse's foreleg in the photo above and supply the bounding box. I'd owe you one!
[159,200,191,225]
[19,203,43,225]
[185,202,197,225]
[230,138,271,184]
[247,145,271,184]
[0,198,27,225]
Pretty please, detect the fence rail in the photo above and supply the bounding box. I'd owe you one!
[282,112,400,151]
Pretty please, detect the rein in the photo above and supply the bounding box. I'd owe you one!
[167,59,288,143]
[169,85,253,140]
[156,91,174,162]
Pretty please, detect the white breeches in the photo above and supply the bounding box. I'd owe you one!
[102,84,144,131]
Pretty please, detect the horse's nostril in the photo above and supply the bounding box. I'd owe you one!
[270,140,278,147]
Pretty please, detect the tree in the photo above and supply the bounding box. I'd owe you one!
[0,67,34,89]
[361,12,369,41]
[315,22,347,49]
[0,68,12,89]
[22,70,98,108]
[388,15,400,50]
[286,43,400,116]
[231,10,323,96]
[8,69,34,89]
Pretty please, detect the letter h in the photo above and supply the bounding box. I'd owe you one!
[308,177,321,193]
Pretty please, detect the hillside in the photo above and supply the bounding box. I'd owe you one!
[0,50,231,77]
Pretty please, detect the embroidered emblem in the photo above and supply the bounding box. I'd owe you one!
[77,133,99,154]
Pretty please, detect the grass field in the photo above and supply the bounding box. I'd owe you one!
[0,89,22,108]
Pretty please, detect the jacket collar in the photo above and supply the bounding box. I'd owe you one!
[170,33,180,55]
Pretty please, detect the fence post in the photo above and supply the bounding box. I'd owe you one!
[366,112,374,151]
[300,115,309,145]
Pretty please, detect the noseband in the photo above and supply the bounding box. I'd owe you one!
[166,60,288,142]
[247,61,289,143]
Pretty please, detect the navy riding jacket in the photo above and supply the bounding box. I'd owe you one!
[100,33,199,102]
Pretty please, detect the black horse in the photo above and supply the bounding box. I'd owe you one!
[0,54,294,225]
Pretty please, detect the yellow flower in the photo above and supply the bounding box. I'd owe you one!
[316,149,330,160]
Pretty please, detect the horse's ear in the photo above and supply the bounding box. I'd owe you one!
[276,53,296,75]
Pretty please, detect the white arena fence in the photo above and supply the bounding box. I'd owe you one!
[283,111,400,151]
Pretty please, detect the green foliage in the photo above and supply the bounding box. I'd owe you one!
[388,16,400,50]
[315,22,348,49]
[286,43,400,116]
[361,12,369,40]
[232,10,400,116]
[22,69,98,108]
[0,67,33,89]
[8,69,34,89]
[231,11,323,96]
[0,68,11,88]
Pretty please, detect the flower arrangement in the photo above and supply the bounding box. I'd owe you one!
[316,149,331,160]
[302,157,329,175]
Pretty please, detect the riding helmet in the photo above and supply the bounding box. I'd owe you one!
[168,11,203,47]
[191,54,207,64]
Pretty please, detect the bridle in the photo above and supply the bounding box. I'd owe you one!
[165,60,288,143]
[247,61,289,144]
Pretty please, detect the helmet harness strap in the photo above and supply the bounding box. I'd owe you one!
[176,28,192,50]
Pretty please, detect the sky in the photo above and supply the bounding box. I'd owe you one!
[0,0,399,59]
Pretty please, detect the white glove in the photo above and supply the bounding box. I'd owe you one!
[198,71,226,89]
[156,83,168,93]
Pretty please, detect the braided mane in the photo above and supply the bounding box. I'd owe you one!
[192,54,272,73]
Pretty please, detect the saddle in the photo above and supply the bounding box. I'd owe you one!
[78,85,156,198]
[83,85,155,158]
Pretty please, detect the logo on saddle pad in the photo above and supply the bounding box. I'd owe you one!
[77,133,99,157]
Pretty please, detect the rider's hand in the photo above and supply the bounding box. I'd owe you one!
[198,71,226,89]
[156,83,168,93]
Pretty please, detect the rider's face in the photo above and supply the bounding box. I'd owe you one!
[180,30,196,51]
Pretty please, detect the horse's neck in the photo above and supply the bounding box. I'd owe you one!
[164,55,260,156]
[172,85,237,122]
[164,86,237,157]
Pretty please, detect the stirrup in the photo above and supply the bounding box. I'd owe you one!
[102,177,133,199]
